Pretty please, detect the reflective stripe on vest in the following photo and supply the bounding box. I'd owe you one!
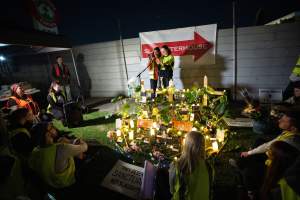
[9,128,31,139]
[292,65,300,76]
[148,62,159,80]
[8,96,38,114]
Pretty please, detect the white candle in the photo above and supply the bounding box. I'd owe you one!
[190,113,195,121]
[204,75,208,88]
[150,128,156,136]
[216,129,225,143]
[203,75,208,106]
[212,141,218,152]
[129,131,134,140]
[116,129,122,137]
[130,120,135,129]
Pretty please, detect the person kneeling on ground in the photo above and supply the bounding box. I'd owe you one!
[169,131,210,200]
[29,122,88,189]
[47,81,66,121]
[260,141,300,200]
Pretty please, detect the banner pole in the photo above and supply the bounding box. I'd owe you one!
[117,19,129,90]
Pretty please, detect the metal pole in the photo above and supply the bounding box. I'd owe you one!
[233,0,238,101]
[117,19,129,84]
[46,54,53,83]
[70,49,81,88]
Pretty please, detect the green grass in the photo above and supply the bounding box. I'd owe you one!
[53,111,116,146]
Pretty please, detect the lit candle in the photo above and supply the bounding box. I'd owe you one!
[152,122,159,130]
[203,75,208,106]
[130,120,135,129]
[150,128,156,136]
[129,131,134,140]
[192,127,197,131]
[216,129,225,143]
[212,141,218,152]
[190,113,195,121]
[116,129,122,137]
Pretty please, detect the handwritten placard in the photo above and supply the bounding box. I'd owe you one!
[137,119,153,129]
[173,120,193,132]
[101,160,144,200]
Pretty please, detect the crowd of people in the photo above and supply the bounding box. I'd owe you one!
[1,54,300,200]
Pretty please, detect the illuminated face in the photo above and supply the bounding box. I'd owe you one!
[16,86,24,97]
[57,57,63,65]
[53,83,60,92]
[25,110,34,123]
[294,88,300,97]
[160,48,168,56]
[154,49,160,57]
[278,115,293,130]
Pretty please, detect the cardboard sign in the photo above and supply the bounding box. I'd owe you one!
[173,120,193,132]
[101,160,144,199]
[137,119,153,129]
[101,160,156,200]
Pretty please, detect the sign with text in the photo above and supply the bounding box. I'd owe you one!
[137,119,154,129]
[101,160,144,199]
[173,120,193,132]
[139,24,217,65]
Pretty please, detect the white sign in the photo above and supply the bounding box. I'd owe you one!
[101,160,144,199]
[101,160,156,200]
[259,89,282,104]
[139,24,217,67]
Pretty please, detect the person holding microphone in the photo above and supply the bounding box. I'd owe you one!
[147,47,161,98]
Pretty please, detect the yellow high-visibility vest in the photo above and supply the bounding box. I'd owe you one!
[292,57,300,76]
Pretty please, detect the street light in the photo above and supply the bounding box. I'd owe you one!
[0,55,6,61]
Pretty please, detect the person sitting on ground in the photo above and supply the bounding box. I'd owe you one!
[29,122,88,189]
[274,154,300,200]
[7,83,40,117]
[47,81,66,121]
[169,131,210,200]
[0,112,28,200]
[260,141,300,200]
[8,107,35,160]
[241,111,300,158]
[285,81,300,106]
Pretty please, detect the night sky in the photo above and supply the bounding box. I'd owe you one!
[1,0,300,45]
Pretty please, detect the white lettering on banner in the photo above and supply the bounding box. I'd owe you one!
[140,24,217,64]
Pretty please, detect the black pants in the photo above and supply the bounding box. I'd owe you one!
[150,79,158,99]
[160,69,173,88]
[235,138,267,197]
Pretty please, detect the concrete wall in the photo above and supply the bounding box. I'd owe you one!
[3,22,300,99]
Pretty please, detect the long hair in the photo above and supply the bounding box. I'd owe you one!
[261,141,300,200]
[178,131,205,176]
[161,45,172,55]
[153,47,161,58]
[48,81,59,94]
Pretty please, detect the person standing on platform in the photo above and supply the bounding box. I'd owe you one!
[51,56,72,101]
[147,47,161,98]
[283,56,300,100]
[158,45,174,88]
